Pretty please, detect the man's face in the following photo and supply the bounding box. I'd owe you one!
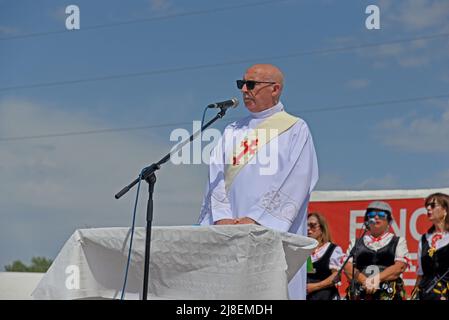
[241,67,278,112]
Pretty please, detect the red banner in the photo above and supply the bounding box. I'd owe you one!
[308,195,434,297]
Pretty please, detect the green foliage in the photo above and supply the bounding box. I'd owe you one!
[4,256,53,272]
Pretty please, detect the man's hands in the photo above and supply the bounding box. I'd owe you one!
[214,217,259,225]
[236,217,258,224]
[214,219,236,225]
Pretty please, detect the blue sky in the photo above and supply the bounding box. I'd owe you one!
[1,0,449,268]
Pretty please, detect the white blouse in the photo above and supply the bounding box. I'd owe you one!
[311,242,344,270]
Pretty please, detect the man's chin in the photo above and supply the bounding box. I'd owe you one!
[244,100,257,111]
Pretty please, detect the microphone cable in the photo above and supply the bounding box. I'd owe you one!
[201,106,209,132]
[119,101,227,299]
[120,168,144,300]
[119,101,210,299]
[200,105,210,142]
[119,102,211,299]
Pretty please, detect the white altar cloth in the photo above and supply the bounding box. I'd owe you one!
[32,224,317,300]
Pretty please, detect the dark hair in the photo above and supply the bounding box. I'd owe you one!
[424,192,449,233]
[308,212,332,243]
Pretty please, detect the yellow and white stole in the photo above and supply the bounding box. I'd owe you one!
[224,111,299,191]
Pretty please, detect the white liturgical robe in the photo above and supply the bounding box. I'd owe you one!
[198,101,319,300]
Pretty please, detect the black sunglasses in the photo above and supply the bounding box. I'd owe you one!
[307,222,320,229]
[236,80,276,90]
[426,202,440,209]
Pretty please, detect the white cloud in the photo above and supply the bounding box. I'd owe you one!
[329,35,435,70]
[419,167,449,187]
[442,169,449,180]
[410,39,429,49]
[358,41,436,69]
[356,174,399,190]
[386,0,449,31]
[375,43,405,57]
[48,6,67,23]
[383,1,449,66]
[0,99,207,266]
[374,106,449,153]
[0,99,205,221]
[333,1,449,69]
[0,25,18,36]
[316,172,400,191]
[345,79,370,89]
[149,0,172,12]
[441,74,449,83]
[328,36,357,46]
[315,173,347,190]
[398,56,430,67]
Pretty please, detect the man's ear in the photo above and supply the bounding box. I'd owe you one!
[272,83,281,95]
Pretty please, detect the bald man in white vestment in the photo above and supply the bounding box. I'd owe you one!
[198,64,319,300]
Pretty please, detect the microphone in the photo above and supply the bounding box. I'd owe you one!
[207,98,239,109]
[364,218,376,229]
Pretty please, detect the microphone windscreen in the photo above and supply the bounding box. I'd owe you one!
[231,97,239,108]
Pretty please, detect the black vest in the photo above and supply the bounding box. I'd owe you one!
[308,243,337,283]
[420,234,449,280]
[418,234,449,300]
[354,235,399,271]
[307,243,340,300]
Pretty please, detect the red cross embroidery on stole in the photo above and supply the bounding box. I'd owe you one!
[232,138,259,166]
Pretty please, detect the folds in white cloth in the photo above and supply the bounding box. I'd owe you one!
[32,224,317,300]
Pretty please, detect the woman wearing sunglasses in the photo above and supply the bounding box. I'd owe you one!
[412,193,449,300]
[344,201,409,300]
[306,213,344,300]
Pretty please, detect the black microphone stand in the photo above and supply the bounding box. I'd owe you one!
[114,107,229,300]
[333,223,371,300]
